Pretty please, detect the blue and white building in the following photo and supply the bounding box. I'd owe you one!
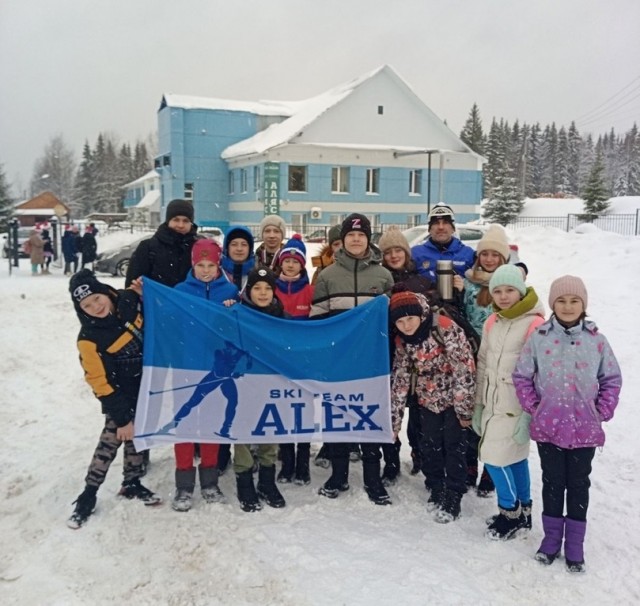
[155,65,484,232]
[122,169,161,227]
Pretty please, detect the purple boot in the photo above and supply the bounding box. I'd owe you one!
[564,518,587,573]
[534,515,565,565]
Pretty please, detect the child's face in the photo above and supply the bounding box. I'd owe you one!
[478,250,503,272]
[395,315,421,336]
[491,286,521,310]
[383,247,406,270]
[250,282,274,307]
[228,238,250,262]
[343,231,368,258]
[79,293,114,318]
[553,295,584,324]
[168,216,192,235]
[262,226,283,252]
[194,260,219,282]
[331,240,342,254]
[280,257,302,277]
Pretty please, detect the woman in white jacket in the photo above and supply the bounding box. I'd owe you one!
[473,265,545,540]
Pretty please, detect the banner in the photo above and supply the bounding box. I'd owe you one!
[133,280,392,450]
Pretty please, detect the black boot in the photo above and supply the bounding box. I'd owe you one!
[426,482,445,513]
[217,444,231,475]
[381,440,401,486]
[257,465,286,508]
[486,502,523,540]
[318,456,350,498]
[236,470,262,512]
[363,458,391,506]
[434,488,463,523]
[67,485,98,529]
[199,465,225,504]
[294,443,311,485]
[172,468,196,512]
[277,444,295,483]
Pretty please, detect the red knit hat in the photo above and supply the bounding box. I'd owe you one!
[191,239,221,266]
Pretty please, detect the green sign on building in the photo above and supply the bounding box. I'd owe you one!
[263,162,280,215]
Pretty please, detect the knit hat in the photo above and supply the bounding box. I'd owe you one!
[278,234,306,265]
[246,267,277,294]
[192,239,222,266]
[389,290,424,324]
[69,269,112,308]
[340,213,372,243]
[166,199,194,223]
[328,224,342,246]
[224,226,254,254]
[548,275,588,310]
[259,214,286,238]
[489,264,527,297]
[476,225,510,262]
[428,204,455,226]
[377,226,411,258]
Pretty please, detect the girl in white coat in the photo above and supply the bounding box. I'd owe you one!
[473,264,545,540]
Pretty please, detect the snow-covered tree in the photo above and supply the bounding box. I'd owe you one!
[0,163,13,230]
[482,162,524,226]
[30,135,76,204]
[582,151,609,219]
[71,142,94,217]
[460,103,485,155]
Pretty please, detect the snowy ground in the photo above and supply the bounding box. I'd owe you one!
[1,219,639,605]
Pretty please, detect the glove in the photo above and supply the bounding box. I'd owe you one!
[472,405,483,436]
[513,413,532,445]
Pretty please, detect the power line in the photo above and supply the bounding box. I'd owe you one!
[577,92,640,128]
[575,75,640,122]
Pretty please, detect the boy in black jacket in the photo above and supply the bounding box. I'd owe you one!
[67,270,161,529]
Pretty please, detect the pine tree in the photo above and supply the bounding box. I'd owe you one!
[133,142,151,178]
[460,103,485,155]
[482,162,524,226]
[582,151,609,220]
[556,126,571,195]
[0,163,14,230]
[71,141,95,217]
[628,124,640,195]
[567,122,582,195]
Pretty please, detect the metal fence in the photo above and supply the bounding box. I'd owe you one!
[508,210,640,236]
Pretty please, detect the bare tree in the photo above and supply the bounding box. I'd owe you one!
[30,134,77,205]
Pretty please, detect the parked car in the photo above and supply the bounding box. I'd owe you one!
[2,226,32,259]
[305,228,329,243]
[95,236,150,277]
[402,223,520,263]
[199,227,224,245]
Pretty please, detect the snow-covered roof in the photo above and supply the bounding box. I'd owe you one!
[124,169,159,189]
[221,66,386,160]
[160,94,301,117]
[133,190,160,209]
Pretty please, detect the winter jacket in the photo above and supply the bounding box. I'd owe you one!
[81,232,98,264]
[240,290,288,318]
[75,288,144,427]
[175,270,240,303]
[463,279,493,336]
[411,237,475,282]
[391,296,476,433]
[275,273,314,318]
[310,243,335,285]
[27,231,44,265]
[254,243,282,272]
[513,317,622,449]
[309,247,393,318]
[62,231,78,262]
[475,288,545,466]
[125,222,200,287]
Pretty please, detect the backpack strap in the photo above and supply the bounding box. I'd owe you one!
[485,313,498,333]
[485,312,544,340]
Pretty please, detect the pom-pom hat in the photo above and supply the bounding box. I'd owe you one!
[192,239,222,266]
[489,264,527,297]
[389,290,424,324]
[548,275,588,309]
[278,234,306,265]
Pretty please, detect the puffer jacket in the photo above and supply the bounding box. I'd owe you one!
[462,279,493,336]
[475,288,545,466]
[391,295,476,433]
[309,247,393,318]
[513,317,622,449]
[411,236,475,282]
[175,270,240,303]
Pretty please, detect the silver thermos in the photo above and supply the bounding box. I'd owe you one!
[436,260,454,300]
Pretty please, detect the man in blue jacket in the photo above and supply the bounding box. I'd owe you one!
[411,204,475,282]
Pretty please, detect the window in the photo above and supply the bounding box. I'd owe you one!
[184,183,194,201]
[154,158,161,169]
[240,169,247,193]
[331,166,350,193]
[366,168,380,194]
[253,166,261,192]
[409,169,422,195]
[163,155,171,167]
[291,213,306,235]
[288,165,307,192]
[378,105,384,115]
[408,214,421,228]
[228,171,235,195]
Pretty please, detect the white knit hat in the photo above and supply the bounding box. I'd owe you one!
[259,214,286,238]
[476,225,510,262]
[377,226,411,258]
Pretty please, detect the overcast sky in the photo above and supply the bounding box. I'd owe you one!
[1,0,639,196]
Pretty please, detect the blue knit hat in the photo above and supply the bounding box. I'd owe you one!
[277,234,306,265]
[489,264,526,297]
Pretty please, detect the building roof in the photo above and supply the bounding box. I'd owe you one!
[134,190,160,209]
[160,94,301,117]
[16,191,69,212]
[124,169,160,189]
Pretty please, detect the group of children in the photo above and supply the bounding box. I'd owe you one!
[68,202,622,574]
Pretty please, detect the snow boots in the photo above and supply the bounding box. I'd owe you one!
[256,465,286,508]
[294,443,311,485]
[277,444,295,483]
[318,456,349,499]
[199,465,225,504]
[535,515,565,566]
[363,458,391,506]
[314,444,331,469]
[426,482,446,513]
[118,478,162,505]
[67,485,98,529]
[434,488,463,523]
[564,518,587,573]
[172,468,196,512]
[236,470,262,512]
[381,440,401,487]
[486,502,523,540]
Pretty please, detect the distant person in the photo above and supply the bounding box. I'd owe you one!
[66,270,161,529]
[62,225,79,275]
[81,226,98,270]
[89,222,99,237]
[26,227,45,276]
[513,276,622,573]
[40,228,54,274]
[255,215,286,271]
[220,225,255,295]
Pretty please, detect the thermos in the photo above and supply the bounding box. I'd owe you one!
[436,260,454,300]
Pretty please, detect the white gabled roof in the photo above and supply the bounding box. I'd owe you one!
[160,94,300,117]
[124,169,160,189]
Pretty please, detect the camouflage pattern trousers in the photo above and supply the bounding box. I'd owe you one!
[85,415,144,488]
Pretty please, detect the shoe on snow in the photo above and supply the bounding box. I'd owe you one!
[535,550,560,566]
[486,504,522,540]
[172,489,194,512]
[118,480,162,506]
[366,488,392,506]
[293,473,311,486]
[318,482,349,499]
[67,487,97,529]
[566,559,586,573]
[201,485,227,504]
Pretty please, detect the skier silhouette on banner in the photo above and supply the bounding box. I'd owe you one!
[151,341,251,439]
